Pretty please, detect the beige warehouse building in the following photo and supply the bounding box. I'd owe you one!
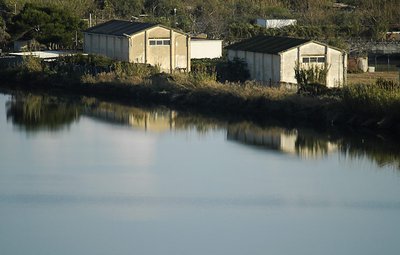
[83,20,190,73]
[226,36,347,87]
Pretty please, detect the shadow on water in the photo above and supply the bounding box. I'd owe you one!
[4,91,400,169]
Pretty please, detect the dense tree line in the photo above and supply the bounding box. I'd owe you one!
[0,0,399,50]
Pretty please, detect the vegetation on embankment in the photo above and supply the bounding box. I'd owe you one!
[1,55,400,133]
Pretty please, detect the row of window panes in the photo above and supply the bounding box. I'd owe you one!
[302,57,325,63]
[149,39,170,46]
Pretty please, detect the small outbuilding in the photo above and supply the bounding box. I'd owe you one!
[13,38,41,52]
[83,20,190,73]
[255,19,297,29]
[190,39,223,59]
[226,35,347,87]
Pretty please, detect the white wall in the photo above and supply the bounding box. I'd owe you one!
[256,19,297,28]
[227,49,280,85]
[83,33,129,62]
[327,48,346,87]
[280,47,298,84]
[190,39,222,59]
[83,27,190,72]
[281,42,346,87]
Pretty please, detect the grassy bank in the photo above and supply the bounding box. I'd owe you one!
[348,72,399,85]
[1,55,400,133]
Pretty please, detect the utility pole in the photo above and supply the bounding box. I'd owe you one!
[173,8,177,27]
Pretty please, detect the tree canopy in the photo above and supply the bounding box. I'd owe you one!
[0,0,399,50]
[10,3,85,48]
[0,15,10,45]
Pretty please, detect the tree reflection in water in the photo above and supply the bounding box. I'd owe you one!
[6,94,80,132]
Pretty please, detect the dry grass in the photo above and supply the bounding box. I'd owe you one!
[348,71,399,85]
[166,73,295,100]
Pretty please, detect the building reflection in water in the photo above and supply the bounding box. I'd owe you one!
[83,102,177,133]
[5,93,400,169]
[227,123,338,159]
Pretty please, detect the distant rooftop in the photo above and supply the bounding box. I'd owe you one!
[9,51,78,59]
[226,36,310,54]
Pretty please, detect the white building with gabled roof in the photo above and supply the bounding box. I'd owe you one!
[226,35,347,87]
[83,20,190,73]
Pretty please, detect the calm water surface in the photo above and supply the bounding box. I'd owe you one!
[0,92,400,255]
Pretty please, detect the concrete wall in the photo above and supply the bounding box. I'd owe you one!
[175,32,190,70]
[134,26,190,73]
[327,48,347,87]
[190,39,223,59]
[130,32,145,63]
[227,49,281,85]
[145,27,171,72]
[83,25,190,73]
[281,42,346,87]
[280,47,298,84]
[84,33,129,61]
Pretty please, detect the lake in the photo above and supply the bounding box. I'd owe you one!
[0,91,399,255]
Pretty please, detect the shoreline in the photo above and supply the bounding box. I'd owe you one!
[0,78,336,125]
[0,67,399,135]
[0,56,400,134]
[3,85,400,171]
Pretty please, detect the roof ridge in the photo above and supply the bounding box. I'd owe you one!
[226,35,312,54]
[84,20,157,36]
[83,19,188,37]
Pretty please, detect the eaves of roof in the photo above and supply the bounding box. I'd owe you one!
[84,19,187,37]
[226,35,345,54]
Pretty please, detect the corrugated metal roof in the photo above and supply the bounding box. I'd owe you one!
[84,20,156,36]
[225,35,311,54]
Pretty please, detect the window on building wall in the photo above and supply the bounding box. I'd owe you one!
[149,39,171,46]
[302,56,325,63]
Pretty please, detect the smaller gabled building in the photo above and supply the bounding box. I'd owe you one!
[190,39,223,59]
[83,20,190,73]
[255,19,297,29]
[226,36,347,87]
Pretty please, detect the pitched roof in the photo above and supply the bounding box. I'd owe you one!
[225,35,311,54]
[84,20,156,36]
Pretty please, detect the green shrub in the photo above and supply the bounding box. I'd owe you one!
[375,77,400,91]
[342,79,400,117]
[295,64,330,95]
[191,58,250,83]
[217,58,250,83]
[15,56,45,81]
[297,83,328,96]
[112,62,158,79]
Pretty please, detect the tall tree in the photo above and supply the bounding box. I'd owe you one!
[109,0,144,19]
[11,3,85,48]
[0,15,10,45]
[2,0,95,16]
